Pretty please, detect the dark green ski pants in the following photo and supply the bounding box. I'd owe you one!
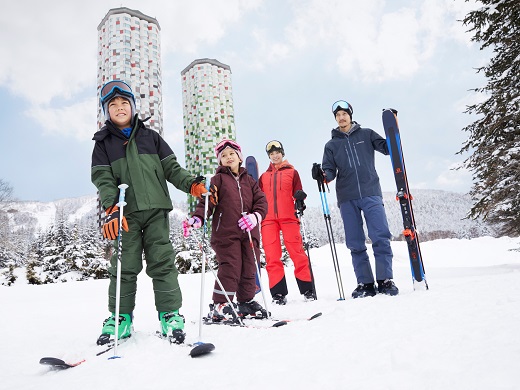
[108,208,182,314]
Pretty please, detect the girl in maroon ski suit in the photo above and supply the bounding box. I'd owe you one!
[188,139,268,322]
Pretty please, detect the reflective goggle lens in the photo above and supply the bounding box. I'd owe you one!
[332,100,351,114]
[266,140,282,153]
[100,81,133,103]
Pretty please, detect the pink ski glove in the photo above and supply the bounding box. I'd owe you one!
[238,213,259,232]
[182,216,202,237]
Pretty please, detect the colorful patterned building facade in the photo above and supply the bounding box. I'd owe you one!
[97,7,163,135]
[181,59,237,211]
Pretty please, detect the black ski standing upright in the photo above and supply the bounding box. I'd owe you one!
[382,109,428,290]
[245,155,262,294]
[245,155,259,181]
[294,189,317,300]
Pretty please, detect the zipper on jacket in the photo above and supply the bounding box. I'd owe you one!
[273,170,279,218]
[216,212,222,231]
[155,168,169,196]
[345,136,363,199]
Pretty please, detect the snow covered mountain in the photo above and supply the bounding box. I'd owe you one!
[2,189,497,242]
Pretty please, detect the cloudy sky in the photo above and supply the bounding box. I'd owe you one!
[0,0,489,207]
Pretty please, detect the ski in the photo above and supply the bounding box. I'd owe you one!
[382,109,428,290]
[202,312,322,328]
[154,332,215,358]
[245,155,259,181]
[39,357,85,370]
[40,331,214,369]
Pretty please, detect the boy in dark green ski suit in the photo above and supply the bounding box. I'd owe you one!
[91,80,212,345]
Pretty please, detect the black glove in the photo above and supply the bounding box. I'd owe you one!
[312,163,325,183]
[294,190,307,212]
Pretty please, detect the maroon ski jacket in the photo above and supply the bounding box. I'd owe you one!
[193,165,267,246]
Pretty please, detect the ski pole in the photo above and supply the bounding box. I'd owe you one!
[242,212,271,318]
[113,183,128,358]
[312,164,345,301]
[197,193,210,342]
[194,233,244,325]
[192,182,243,327]
[295,207,317,299]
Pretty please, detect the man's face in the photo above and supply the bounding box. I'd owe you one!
[335,110,351,130]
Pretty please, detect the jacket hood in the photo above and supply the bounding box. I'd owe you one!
[331,122,361,139]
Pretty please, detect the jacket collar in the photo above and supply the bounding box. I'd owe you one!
[331,122,360,138]
[267,159,294,172]
[93,114,141,141]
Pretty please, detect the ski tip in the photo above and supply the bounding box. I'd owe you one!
[272,320,288,327]
[189,342,215,358]
[39,357,85,370]
[309,312,323,320]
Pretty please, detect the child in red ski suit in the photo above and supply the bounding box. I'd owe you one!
[259,140,315,305]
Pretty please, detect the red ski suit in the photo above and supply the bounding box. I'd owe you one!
[259,160,313,297]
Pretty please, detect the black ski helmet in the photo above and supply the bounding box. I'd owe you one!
[332,100,353,118]
[265,140,285,156]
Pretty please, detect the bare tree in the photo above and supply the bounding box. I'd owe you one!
[0,179,14,204]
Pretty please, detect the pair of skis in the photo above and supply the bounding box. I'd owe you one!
[382,109,428,290]
[40,334,215,370]
[202,312,323,329]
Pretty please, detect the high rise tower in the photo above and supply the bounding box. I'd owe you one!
[97,7,163,135]
[181,58,236,211]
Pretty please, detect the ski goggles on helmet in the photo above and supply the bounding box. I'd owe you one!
[332,100,353,117]
[214,139,242,157]
[100,80,135,105]
[265,140,283,154]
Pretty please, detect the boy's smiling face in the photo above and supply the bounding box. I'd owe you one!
[108,96,132,129]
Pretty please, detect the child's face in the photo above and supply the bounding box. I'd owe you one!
[269,150,283,164]
[108,96,132,129]
[220,148,241,173]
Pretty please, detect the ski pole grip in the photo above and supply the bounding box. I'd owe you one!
[117,184,129,207]
[202,174,212,197]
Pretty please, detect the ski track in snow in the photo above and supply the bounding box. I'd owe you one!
[1,237,519,390]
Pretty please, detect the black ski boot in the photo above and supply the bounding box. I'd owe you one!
[377,279,399,296]
[238,300,269,319]
[351,283,377,299]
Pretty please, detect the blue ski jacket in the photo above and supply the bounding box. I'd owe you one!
[322,123,389,204]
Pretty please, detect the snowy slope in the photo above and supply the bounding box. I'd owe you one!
[1,236,519,390]
[3,189,497,241]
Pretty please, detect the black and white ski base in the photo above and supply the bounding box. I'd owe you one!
[202,312,322,328]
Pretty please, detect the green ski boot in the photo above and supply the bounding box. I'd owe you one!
[159,310,185,344]
[97,313,132,345]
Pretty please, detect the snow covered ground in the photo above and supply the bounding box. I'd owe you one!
[1,236,519,390]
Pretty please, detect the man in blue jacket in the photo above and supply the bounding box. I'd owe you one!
[321,100,398,298]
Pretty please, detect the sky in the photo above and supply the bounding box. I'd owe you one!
[2,236,519,389]
[0,0,490,207]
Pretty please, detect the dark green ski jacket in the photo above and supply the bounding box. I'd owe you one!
[91,116,195,214]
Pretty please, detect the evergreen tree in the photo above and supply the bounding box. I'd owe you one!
[460,0,520,236]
